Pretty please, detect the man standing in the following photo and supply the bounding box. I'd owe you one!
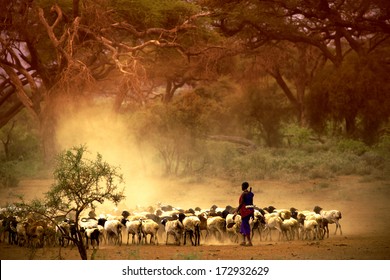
[235,181,255,246]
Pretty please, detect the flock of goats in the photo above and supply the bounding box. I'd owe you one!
[0,203,342,250]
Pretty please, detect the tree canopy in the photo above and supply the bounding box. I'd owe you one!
[1,0,389,160]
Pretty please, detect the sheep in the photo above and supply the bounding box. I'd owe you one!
[313,206,342,236]
[305,212,326,239]
[56,219,75,247]
[263,213,283,241]
[79,217,98,230]
[205,216,226,242]
[44,223,57,247]
[82,228,100,249]
[140,219,160,245]
[274,208,292,220]
[101,219,123,245]
[197,212,208,238]
[210,205,235,217]
[280,218,299,241]
[16,221,28,246]
[302,219,319,240]
[2,216,17,245]
[27,225,45,248]
[0,215,6,243]
[297,213,319,240]
[182,215,201,246]
[123,219,142,245]
[250,210,265,241]
[161,218,184,245]
[225,213,242,243]
[263,206,276,214]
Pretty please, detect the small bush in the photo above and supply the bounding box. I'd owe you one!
[375,135,390,155]
[282,124,314,147]
[334,139,368,156]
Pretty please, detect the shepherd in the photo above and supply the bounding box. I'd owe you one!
[234,181,255,246]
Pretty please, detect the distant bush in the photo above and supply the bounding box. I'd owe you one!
[201,136,390,181]
[282,124,314,147]
[334,139,368,156]
[375,135,390,155]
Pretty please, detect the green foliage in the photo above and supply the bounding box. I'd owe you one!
[0,112,41,162]
[375,135,390,155]
[47,145,125,211]
[111,0,199,29]
[0,112,43,187]
[201,138,388,181]
[282,124,314,147]
[333,139,368,156]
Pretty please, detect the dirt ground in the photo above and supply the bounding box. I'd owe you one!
[1,175,390,260]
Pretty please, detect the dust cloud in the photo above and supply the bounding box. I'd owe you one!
[53,104,221,215]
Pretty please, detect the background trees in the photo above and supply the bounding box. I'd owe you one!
[204,0,390,135]
[0,0,389,180]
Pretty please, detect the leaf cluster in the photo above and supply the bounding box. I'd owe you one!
[46,145,125,214]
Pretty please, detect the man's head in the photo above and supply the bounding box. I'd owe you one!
[241,181,249,191]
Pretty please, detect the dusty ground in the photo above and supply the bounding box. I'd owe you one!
[1,175,390,260]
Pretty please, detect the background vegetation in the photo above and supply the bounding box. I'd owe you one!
[1,0,389,187]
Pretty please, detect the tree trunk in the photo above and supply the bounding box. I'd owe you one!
[76,240,88,260]
[295,45,309,127]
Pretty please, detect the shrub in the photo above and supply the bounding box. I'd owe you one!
[334,139,368,156]
[282,124,314,147]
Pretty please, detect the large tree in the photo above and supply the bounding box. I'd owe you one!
[0,0,220,159]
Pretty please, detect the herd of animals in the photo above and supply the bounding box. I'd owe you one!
[0,203,342,250]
